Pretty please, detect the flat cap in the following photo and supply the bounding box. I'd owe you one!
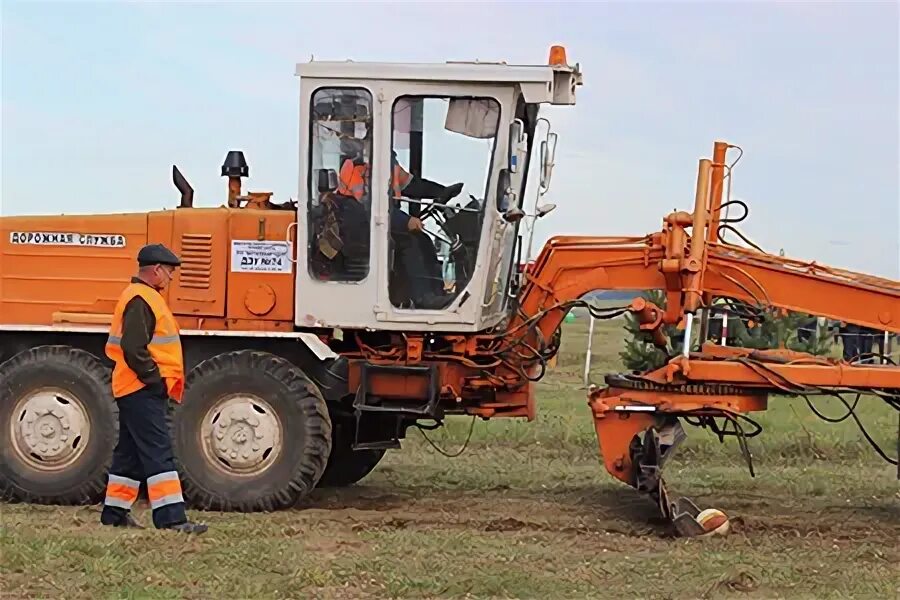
[137,243,181,267]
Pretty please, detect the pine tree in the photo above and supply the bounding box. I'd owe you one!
[728,308,831,355]
[620,295,832,373]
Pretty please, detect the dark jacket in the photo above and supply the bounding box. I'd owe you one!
[120,277,166,396]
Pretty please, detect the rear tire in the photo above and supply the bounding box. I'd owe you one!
[171,350,331,512]
[0,346,117,505]
[317,419,385,488]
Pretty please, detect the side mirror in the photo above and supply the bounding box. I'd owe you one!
[496,168,516,212]
[503,207,526,223]
[535,203,557,218]
[318,169,338,193]
[508,119,524,173]
[540,132,558,190]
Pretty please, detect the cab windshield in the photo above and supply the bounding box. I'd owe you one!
[388,96,500,310]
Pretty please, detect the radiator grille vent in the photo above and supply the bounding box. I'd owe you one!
[179,233,213,289]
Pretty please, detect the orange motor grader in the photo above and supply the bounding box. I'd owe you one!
[1,48,898,535]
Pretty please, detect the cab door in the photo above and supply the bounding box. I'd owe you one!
[294,81,382,330]
[374,82,514,329]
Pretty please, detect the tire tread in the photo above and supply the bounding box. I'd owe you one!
[172,350,331,512]
[0,345,116,505]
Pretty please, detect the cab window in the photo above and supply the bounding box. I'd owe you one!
[387,96,499,310]
[307,87,373,282]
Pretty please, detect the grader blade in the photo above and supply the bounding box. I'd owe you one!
[630,418,686,499]
[630,421,710,536]
[668,495,709,537]
[588,381,748,537]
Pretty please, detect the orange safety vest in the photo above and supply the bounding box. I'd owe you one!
[105,283,185,402]
[391,163,412,199]
[337,159,368,201]
[337,159,413,201]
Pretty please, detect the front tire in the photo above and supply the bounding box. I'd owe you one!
[171,351,332,512]
[0,346,117,505]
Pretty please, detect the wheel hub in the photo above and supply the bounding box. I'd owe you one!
[202,395,281,474]
[11,388,90,470]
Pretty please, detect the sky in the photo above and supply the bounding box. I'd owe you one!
[2,1,898,279]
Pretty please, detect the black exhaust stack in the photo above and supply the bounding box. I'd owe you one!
[173,165,194,208]
[221,151,249,208]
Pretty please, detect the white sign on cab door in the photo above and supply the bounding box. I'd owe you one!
[231,240,291,274]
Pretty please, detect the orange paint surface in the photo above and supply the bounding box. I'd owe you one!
[1,207,296,330]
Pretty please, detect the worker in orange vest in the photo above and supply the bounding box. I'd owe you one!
[335,138,461,205]
[335,139,462,308]
[100,243,207,534]
[386,151,463,309]
[336,148,448,208]
[336,156,368,201]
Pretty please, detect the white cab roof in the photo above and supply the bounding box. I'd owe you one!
[294,60,582,105]
[297,60,561,82]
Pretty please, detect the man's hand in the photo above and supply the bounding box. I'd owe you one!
[407,217,424,232]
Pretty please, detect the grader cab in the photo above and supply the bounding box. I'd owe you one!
[0,48,585,512]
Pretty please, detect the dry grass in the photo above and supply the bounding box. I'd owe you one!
[2,316,899,599]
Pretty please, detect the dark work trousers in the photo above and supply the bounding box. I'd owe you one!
[839,324,876,362]
[394,232,443,303]
[100,387,187,529]
[397,243,429,302]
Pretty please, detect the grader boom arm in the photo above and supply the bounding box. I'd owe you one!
[516,161,898,347]
[506,142,900,535]
[516,235,899,347]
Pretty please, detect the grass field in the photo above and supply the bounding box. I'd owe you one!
[2,316,899,599]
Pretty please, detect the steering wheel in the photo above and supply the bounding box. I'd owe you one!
[421,194,482,222]
[418,212,458,247]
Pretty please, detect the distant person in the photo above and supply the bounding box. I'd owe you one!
[100,244,207,534]
[855,325,878,363]
[838,322,877,363]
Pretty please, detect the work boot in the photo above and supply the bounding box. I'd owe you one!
[164,521,208,535]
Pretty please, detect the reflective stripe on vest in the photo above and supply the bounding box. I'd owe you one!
[337,159,367,201]
[105,283,185,402]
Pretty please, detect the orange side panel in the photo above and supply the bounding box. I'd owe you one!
[168,208,229,318]
[0,213,149,325]
[1,207,298,330]
[225,209,295,323]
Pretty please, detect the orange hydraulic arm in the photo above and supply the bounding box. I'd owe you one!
[498,142,899,534]
[517,234,899,339]
[507,139,898,386]
[514,169,898,353]
[704,244,898,331]
[507,142,900,392]
[492,149,900,412]
[511,229,900,384]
